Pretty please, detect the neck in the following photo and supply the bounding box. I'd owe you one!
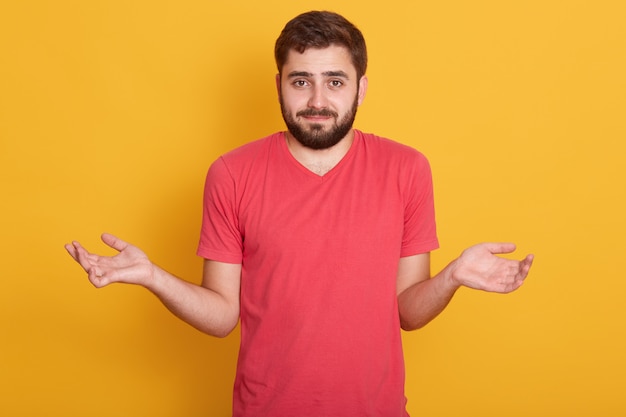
[285,130,355,176]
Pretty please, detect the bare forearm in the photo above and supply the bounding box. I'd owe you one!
[397,261,460,331]
[146,266,239,338]
[66,235,240,337]
[397,243,534,331]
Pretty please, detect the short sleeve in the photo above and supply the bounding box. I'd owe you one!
[196,157,244,264]
[400,151,439,256]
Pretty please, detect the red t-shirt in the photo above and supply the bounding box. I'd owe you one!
[198,130,439,416]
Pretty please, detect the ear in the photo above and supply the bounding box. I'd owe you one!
[357,75,368,106]
[275,73,281,100]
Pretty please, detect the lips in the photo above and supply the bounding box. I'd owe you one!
[296,109,338,118]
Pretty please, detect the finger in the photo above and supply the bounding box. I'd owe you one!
[87,266,111,288]
[89,263,138,286]
[67,241,98,272]
[101,233,129,253]
[518,254,534,278]
[64,242,78,260]
[505,266,526,292]
[483,242,517,255]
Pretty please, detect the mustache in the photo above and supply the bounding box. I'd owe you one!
[296,109,338,118]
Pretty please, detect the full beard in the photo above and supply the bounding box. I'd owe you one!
[280,96,359,150]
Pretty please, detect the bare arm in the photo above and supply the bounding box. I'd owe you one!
[396,252,456,331]
[397,243,534,331]
[65,233,241,337]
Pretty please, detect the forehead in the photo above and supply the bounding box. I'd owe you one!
[282,45,356,76]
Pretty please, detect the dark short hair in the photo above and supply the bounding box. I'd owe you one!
[274,11,368,79]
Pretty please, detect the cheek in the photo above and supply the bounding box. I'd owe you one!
[281,92,308,111]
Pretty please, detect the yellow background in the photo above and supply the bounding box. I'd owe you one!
[1,0,625,415]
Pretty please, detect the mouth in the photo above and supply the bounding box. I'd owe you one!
[302,115,333,123]
[297,109,338,119]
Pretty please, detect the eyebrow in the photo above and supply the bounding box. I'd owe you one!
[287,70,350,79]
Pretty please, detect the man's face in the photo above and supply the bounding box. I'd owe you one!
[277,45,367,150]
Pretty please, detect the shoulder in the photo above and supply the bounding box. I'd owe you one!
[221,132,283,163]
[209,132,283,175]
[355,130,431,169]
[203,132,283,188]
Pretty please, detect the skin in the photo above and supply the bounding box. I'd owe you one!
[66,234,241,337]
[65,44,534,337]
[277,45,367,175]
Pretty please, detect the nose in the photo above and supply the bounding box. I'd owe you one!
[307,84,328,109]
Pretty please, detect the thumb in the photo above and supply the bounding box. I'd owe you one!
[101,233,129,253]
[482,242,517,255]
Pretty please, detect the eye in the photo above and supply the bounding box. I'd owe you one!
[293,79,309,88]
[329,79,344,88]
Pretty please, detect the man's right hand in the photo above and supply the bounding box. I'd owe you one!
[65,233,154,288]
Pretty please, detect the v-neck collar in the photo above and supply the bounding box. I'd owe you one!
[279,130,361,182]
